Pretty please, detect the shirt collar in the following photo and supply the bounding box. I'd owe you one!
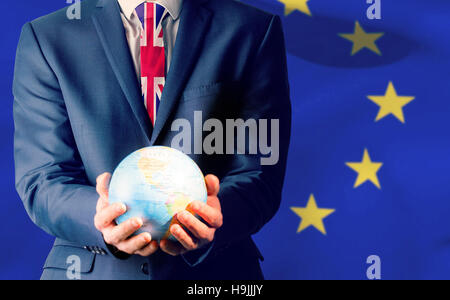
[118,0,182,21]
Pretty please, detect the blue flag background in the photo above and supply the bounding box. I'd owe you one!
[246,0,450,280]
[1,0,450,279]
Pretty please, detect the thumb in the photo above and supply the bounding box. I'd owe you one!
[96,172,112,199]
[205,174,220,197]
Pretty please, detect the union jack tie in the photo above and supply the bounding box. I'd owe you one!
[136,2,166,126]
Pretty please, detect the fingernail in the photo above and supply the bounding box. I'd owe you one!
[172,226,180,235]
[180,211,188,220]
[117,204,126,213]
[177,213,184,221]
[143,233,151,243]
[134,218,143,227]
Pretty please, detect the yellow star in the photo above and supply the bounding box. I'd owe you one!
[346,149,383,189]
[339,21,384,55]
[367,82,415,123]
[290,194,335,235]
[278,0,312,17]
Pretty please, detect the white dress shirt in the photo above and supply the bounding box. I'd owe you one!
[117,0,183,78]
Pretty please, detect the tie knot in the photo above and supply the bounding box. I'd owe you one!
[135,2,166,27]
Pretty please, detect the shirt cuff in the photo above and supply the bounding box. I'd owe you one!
[104,239,132,260]
[181,240,215,267]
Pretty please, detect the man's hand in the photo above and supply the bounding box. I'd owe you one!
[160,174,223,256]
[94,173,159,256]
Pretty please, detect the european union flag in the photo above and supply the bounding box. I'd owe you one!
[244,0,450,279]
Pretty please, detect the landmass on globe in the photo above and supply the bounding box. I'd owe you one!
[108,146,207,240]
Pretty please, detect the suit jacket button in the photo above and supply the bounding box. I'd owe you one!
[141,263,149,275]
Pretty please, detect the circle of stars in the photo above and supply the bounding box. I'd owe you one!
[281,1,417,236]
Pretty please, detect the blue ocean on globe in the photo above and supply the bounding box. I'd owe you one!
[108,146,207,240]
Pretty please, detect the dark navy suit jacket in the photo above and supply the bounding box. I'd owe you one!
[13,0,291,280]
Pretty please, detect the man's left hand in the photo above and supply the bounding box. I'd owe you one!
[160,174,223,256]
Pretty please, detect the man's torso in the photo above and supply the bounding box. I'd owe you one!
[30,0,272,280]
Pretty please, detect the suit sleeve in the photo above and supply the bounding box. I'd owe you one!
[183,15,291,266]
[13,23,106,249]
[216,15,292,246]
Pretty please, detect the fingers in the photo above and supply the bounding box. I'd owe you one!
[177,210,212,241]
[116,232,152,254]
[188,201,223,229]
[205,174,220,196]
[94,172,159,257]
[104,217,143,245]
[170,223,199,251]
[160,239,186,256]
[96,173,111,212]
[135,240,159,257]
[206,195,222,213]
[96,173,111,199]
[94,202,127,230]
[96,196,109,213]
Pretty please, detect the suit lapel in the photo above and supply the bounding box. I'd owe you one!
[92,0,152,143]
[150,0,213,145]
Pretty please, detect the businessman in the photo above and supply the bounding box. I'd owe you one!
[13,0,291,280]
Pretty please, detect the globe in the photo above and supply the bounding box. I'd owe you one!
[108,146,207,241]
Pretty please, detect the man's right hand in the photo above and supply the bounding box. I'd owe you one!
[94,173,159,256]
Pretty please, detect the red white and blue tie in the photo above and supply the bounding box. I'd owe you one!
[136,2,166,126]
